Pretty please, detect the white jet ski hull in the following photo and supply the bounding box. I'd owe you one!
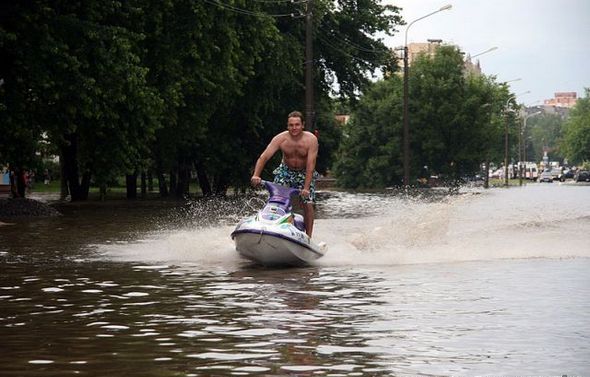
[231,181,327,267]
[232,219,326,267]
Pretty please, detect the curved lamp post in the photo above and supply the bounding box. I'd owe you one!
[504,90,530,186]
[402,4,452,186]
[502,78,522,85]
[471,46,498,59]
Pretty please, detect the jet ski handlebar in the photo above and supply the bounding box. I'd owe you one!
[259,180,300,207]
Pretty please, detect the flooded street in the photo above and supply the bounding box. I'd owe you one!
[1,183,589,376]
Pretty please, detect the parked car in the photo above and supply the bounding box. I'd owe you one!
[539,171,553,183]
[549,168,563,181]
[575,170,590,182]
[524,165,538,180]
[489,168,503,179]
[560,169,575,181]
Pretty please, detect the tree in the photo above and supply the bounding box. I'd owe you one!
[410,45,479,179]
[192,0,400,194]
[465,74,511,187]
[0,2,47,197]
[333,76,403,188]
[0,1,163,200]
[1,0,403,200]
[186,0,296,196]
[529,113,565,163]
[314,0,402,100]
[332,44,516,188]
[561,88,590,165]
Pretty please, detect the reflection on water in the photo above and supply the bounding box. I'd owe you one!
[1,184,590,376]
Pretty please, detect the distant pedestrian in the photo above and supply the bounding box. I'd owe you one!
[25,170,35,193]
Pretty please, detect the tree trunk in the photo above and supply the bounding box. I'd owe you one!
[141,171,147,198]
[213,174,228,197]
[126,172,137,199]
[62,134,88,201]
[147,171,153,192]
[80,172,90,200]
[99,184,107,201]
[169,169,177,197]
[484,160,490,189]
[59,152,69,200]
[158,172,168,197]
[176,167,190,199]
[195,161,212,196]
[15,168,26,198]
[9,170,19,198]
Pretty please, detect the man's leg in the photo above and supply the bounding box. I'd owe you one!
[303,202,314,237]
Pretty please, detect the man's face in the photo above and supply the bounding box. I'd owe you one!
[287,116,304,136]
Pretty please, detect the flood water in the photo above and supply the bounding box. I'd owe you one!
[1,183,589,376]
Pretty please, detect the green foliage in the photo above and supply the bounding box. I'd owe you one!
[0,0,401,199]
[192,0,398,191]
[333,44,519,188]
[408,45,510,179]
[315,0,402,100]
[528,113,565,162]
[333,76,402,188]
[561,88,590,164]
[0,1,163,198]
[464,74,510,165]
[409,46,465,177]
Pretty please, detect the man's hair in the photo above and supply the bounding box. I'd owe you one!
[288,111,304,122]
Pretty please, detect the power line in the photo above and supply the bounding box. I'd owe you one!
[248,0,305,3]
[203,0,303,18]
[317,35,376,63]
[317,34,390,66]
[318,26,389,54]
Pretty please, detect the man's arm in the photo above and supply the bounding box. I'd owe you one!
[251,134,283,186]
[302,134,319,196]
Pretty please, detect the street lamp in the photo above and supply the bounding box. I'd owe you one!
[402,4,452,186]
[504,90,530,186]
[465,47,497,75]
[471,46,498,59]
[502,78,521,85]
[519,110,542,185]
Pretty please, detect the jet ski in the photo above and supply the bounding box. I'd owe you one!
[231,180,327,266]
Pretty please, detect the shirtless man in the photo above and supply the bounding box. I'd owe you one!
[251,111,319,237]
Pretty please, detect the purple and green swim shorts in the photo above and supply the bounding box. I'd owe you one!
[272,162,319,204]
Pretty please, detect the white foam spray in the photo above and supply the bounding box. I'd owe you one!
[99,184,590,266]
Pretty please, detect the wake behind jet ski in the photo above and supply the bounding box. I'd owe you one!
[231,180,327,266]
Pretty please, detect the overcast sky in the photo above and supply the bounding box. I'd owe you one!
[382,0,590,105]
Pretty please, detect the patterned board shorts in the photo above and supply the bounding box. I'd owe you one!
[273,162,319,204]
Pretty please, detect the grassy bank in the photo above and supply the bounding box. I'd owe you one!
[29,180,206,201]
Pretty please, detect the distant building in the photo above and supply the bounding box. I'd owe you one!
[406,39,443,66]
[544,92,578,108]
[394,40,483,75]
[463,54,482,75]
[526,104,569,119]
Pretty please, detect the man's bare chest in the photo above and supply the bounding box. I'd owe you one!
[280,139,308,158]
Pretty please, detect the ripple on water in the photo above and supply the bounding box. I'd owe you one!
[2,186,589,376]
[187,352,278,360]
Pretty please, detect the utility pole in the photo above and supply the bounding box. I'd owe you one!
[504,111,510,187]
[402,45,409,186]
[518,116,523,186]
[305,0,314,130]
